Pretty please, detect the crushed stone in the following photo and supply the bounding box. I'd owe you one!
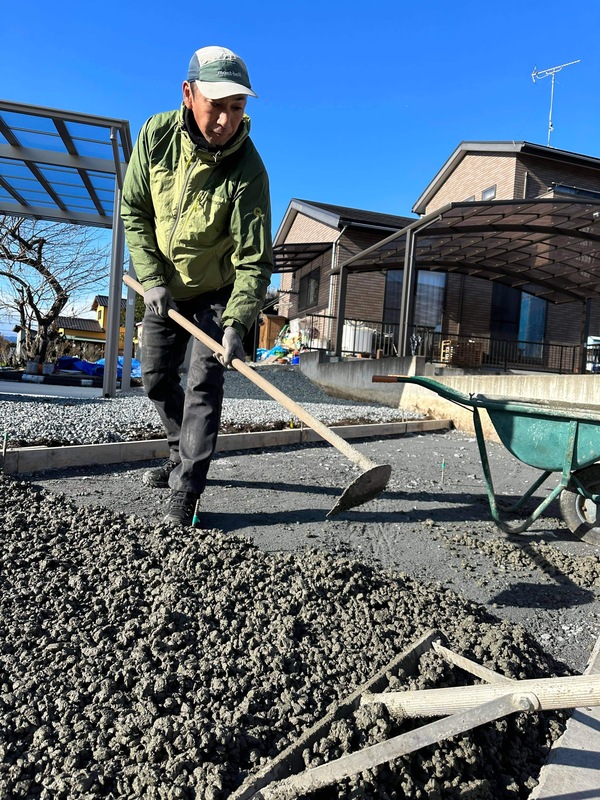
[0,474,568,799]
[1,366,422,448]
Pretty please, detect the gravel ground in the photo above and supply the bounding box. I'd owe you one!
[2,367,600,798]
[1,366,423,448]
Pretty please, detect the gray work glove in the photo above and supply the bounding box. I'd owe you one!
[144,286,176,317]
[217,327,245,367]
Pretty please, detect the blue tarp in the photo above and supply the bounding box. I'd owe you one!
[257,345,287,361]
[56,356,142,379]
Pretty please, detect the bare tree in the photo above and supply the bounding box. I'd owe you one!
[0,215,110,363]
[0,334,12,365]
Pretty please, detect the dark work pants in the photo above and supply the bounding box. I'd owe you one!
[141,285,232,496]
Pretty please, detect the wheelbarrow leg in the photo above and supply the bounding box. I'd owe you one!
[472,409,578,535]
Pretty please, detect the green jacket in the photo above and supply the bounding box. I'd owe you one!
[121,106,273,336]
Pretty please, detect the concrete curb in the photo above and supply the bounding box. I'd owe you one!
[1,419,451,475]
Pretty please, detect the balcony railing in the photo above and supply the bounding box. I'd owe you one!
[297,313,584,374]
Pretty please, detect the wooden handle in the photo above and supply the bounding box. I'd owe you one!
[123,274,378,471]
[361,673,600,717]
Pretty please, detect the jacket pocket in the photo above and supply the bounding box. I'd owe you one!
[184,190,231,246]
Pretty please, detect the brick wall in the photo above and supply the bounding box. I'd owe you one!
[442,274,493,337]
[425,154,518,213]
[279,222,395,323]
[285,214,338,244]
[282,251,331,320]
[546,302,585,344]
[519,155,600,198]
[345,273,386,320]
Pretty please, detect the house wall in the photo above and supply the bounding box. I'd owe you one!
[517,155,600,198]
[443,275,493,337]
[281,249,332,321]
[424,153,518,213]
[424,152,600,215]
[280,223,394,326]
[338,228,389,321]
[285,214,338,244]
[278,272,294,318]
[278,213,338,320]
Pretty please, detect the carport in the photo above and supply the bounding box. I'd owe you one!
[332,198,600,369]
[0,99,132,395]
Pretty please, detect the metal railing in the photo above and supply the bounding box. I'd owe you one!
[297,314,584,374]
[299,314,400,357]
[410,328,581,374]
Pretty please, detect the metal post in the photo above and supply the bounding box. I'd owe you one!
[398,228,416,357]
[581,298,592,374]
[334,265,348,356]
[102,179,125,397]
[120,259,137,391]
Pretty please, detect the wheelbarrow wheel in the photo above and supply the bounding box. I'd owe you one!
[559,464,600,545]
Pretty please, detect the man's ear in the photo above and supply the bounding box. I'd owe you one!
[182,81,193,109]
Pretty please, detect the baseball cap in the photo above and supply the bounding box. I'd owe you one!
[187,46,258,99]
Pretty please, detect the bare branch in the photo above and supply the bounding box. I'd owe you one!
[0,214,111,362]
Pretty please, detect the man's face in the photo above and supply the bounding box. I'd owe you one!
[183,82,247,146]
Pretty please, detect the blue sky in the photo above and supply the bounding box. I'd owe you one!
[1,0,599,336]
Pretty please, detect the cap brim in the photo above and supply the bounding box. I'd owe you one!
[196,80,258,100]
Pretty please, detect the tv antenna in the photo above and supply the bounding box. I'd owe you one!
[532,59,580,146]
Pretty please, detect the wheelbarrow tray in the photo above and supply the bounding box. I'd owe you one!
[373,375,600,538]
[394,376,600,471]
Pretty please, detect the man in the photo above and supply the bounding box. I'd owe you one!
[121,46,273,526]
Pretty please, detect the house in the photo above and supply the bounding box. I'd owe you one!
[274,142,600,371]
[411,142,600,361]
[53,296,135,356]
[276,201,414,354]
[54,316,105,347]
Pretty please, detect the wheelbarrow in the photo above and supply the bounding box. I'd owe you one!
[373,375,600,543]
[230,628,600,799]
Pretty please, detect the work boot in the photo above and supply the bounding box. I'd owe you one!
[143,457,179,488]
[163,491,200,527]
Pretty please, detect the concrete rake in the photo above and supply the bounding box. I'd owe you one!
[229,629,600,799]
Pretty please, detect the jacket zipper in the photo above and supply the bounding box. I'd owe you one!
[166,152,199,263]
[166,149,222,264]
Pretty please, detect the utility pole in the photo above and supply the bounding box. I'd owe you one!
[532,60,580,147]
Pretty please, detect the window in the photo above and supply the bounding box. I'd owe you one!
[298,268,320,310]
[518,292,547,358]
[383,270,445,330]
[490,284,547,358]
[464,195,476,202]
[481,185,496,201]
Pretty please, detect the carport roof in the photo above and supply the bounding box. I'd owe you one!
[334,198,600,305]
[0,99,132,229]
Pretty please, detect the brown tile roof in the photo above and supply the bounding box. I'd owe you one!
[55,316,103,333]
[93,295,127,310]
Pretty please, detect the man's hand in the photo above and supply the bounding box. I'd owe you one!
[217,327,245,367]
[144,286,176,317]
